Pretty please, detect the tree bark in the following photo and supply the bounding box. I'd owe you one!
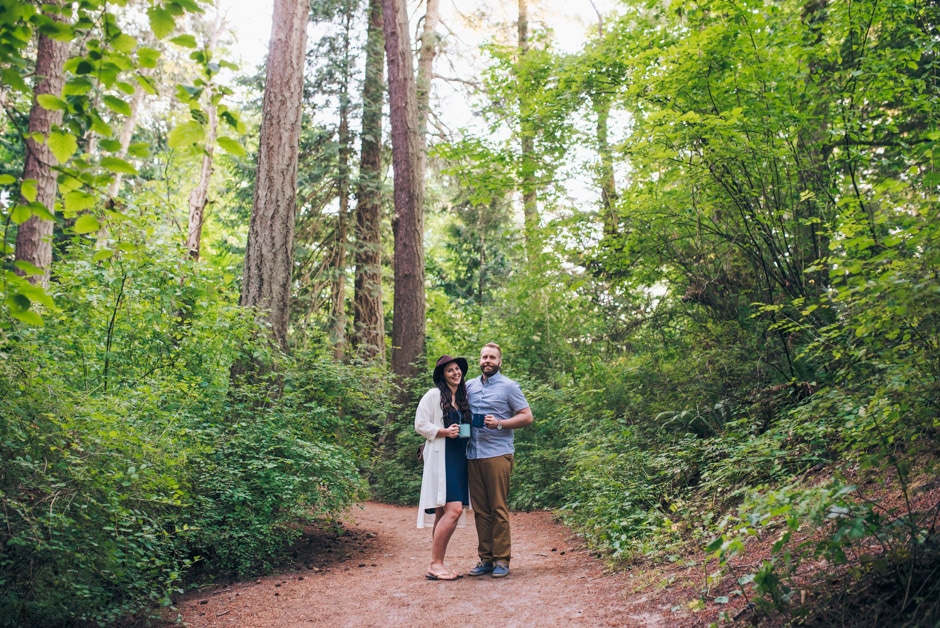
[595,93,618,236]
[239,0,309,351]
[329,10,354,361]
[353,0,386,364]
[14,1,69,287]
[186,13,224,261]
[415,0,440,143]
[383,0,426,380]
[517,0,539,261]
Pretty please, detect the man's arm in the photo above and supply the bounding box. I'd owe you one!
[502,406,533,429]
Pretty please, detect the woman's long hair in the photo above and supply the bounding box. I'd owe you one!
[438,378,471,425]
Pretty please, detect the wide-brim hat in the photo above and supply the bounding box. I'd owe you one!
[432,355,468,384]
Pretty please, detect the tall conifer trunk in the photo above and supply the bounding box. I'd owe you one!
[353,0,386,363]
[383,0,425,380]
[239,0,309,351]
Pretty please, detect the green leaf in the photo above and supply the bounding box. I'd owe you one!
[100,157,138,175]
[13,260,44,276]
[136,73,159,95]
[37,94,68,111]
[170,34,197,48]
[127,142,150,158]
[137,47,161,68]
[89,111,114,137]
[63,77,94,96]
[64,190,96,214]
[148,7,176,39]
[1,69,29,94]
[99,138,122,152]
[28,202,54,221]
[21,179,37,202]
[47,130,78,163]
[38,20,73,42]
[217,136,246,157]
[92,249,115,262]
[111,33,137,53]
[10,204,32,224]
[104,94,132,116]
[10,308,44,326]
[168,120,205,148]
[72,214,100,234]
[0,174,15,185]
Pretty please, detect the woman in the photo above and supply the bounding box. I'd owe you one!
[415,354,472,581]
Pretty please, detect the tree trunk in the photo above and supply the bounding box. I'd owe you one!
[14,2,69,287]
[329,12,354,361]
[383,0,426,380]
[415,0,440,143]
[595,93,618,236]
[239,0,309,351]
[353,0,386,363]
[186,14,223,261]
[517,0,538,261]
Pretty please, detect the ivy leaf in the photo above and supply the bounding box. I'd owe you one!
[100,157,138,175]
[168,121,205,148]
[72,214,100,234]
[37,94,68,111]
[148,7,176,39]
[217,136,246,157]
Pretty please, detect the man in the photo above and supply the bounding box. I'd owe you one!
[465,342,533,578]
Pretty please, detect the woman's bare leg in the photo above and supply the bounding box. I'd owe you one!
[428,501,463,576]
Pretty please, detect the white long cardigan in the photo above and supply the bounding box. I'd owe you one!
[414,387,469,528]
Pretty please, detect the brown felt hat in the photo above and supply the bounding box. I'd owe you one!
[432,355,469,384]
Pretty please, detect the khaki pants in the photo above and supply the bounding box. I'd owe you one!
[467,454,514,564]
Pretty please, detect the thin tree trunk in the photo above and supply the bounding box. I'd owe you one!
[415,0,439,143]
[517,0,538,261]
[595,93,618,236]
[383,0,426,380]
[329,11,354,361]
[353,0,386,363]
[15,1,69,287]
[239,0,308,351]
[186,13,224,261]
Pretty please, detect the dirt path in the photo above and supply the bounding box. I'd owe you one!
[170,502,673,627]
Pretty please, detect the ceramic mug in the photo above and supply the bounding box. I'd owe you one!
[459,423,471,438]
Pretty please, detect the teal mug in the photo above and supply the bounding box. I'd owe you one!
[458,423,471,438]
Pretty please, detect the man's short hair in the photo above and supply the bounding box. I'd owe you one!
[483,342,502,358]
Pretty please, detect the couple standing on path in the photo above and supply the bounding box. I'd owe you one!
[414,342,533,581]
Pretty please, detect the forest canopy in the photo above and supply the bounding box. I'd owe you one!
[1,0,938,625]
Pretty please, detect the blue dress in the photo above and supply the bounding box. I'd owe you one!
[425,409,469,512]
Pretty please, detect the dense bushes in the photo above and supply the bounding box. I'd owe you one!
[0,245,373,626]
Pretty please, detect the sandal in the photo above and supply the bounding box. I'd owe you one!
[425,571,461,581]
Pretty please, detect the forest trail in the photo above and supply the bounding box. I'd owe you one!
[169,502,671,627]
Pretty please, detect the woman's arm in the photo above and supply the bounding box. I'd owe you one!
[415,389,443,441]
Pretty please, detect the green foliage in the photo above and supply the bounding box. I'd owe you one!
[0,238,369,623]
